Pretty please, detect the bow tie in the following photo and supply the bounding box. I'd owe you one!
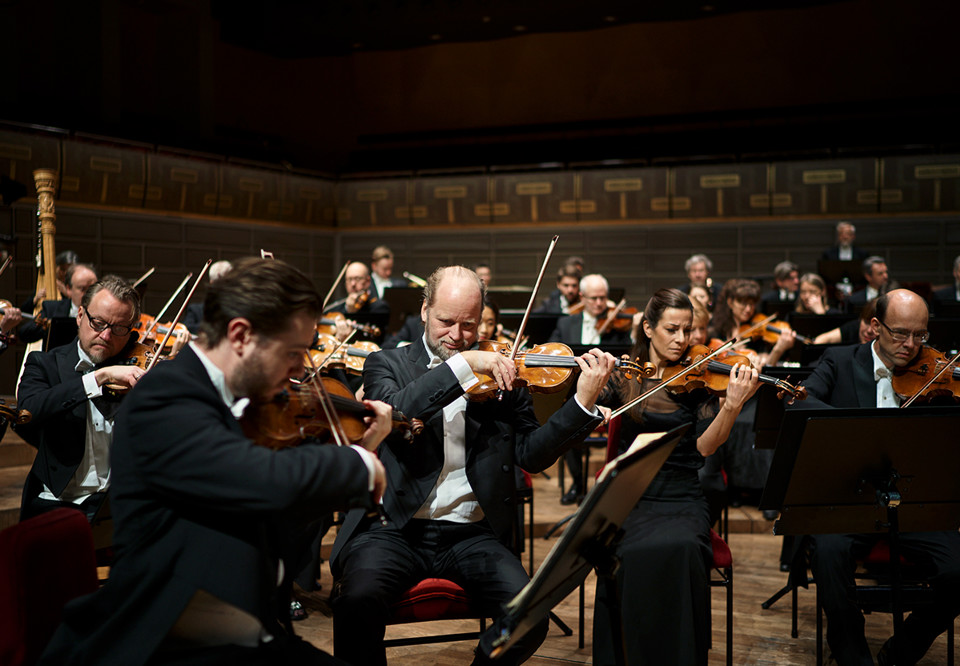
[75,359,95,374]
[875,367,892,381]
[428,357,443,370]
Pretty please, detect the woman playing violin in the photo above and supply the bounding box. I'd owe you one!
[594,288,759,666]
[711,278,795,367]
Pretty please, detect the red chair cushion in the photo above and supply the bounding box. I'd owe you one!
[709,529,733,569]
[0,508,98,666]
[864,540,908,566]
[388,578,476,624]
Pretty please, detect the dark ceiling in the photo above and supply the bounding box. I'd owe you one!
[211,0,842,57]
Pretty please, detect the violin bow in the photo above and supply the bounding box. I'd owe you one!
[142,273,193,340]
[313,330,357,374]
[0,255,12,279]
[498,235,559,399]
[303,354,351,448]
[131,267,156,289]
[597,298,628,336]
[608,338,737,420]
[900,349,960,408]
[145,260,211,372]
[322,261,351,313]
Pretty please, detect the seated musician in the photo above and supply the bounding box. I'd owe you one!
[327,262,390,318]
[678,253,720,305]
[40,258,393,666]
[535,262,582,314]
[15,275,143,522]
[548,274,631,347]
[330,265,615,666]
[793,289,960,666]
[822,220,869,261]
[594,288,759,665]
[814,299,878,346]
[847,256,889,310]
[711,278,795,368]
[370,245,407,300]
[794,273,841,315]
[931,254,960,311]
[18,263,98,346]
[760,261,799,310]
[0,304,23,353]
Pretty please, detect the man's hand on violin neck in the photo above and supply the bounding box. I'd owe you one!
[94,365,145,389]
[461,349,516,391]
[359,400,394,452]
[574,348,617,410]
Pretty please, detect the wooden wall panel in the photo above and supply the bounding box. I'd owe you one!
[60,140,146,208]
[578,168,669,222]
[0,130,60,197]
[337,179,411,227]
[672,163,769,218]
[775,158,879,215]
[144,154,220,216]
[881,155,960,213]
[284,174,337,228]
[491,172,575,225]
[217,165,283,221]
[413,175,490,226]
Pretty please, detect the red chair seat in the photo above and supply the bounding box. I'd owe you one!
[710,529,733,569]
[864,540,908,566]
[388,578,475,624]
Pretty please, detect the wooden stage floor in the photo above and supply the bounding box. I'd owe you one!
[292,461,956,665]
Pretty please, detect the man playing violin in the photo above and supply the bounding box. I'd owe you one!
[328,261,390,318]
[535,262,582,314]
[331,265,616,666]
[40,258,393,666]
[795,289,960,666]
[15,275,144,522]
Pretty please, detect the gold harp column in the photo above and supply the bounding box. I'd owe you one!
[32,168,59,316]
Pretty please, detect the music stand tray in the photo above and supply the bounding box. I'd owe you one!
[479,424,687,660]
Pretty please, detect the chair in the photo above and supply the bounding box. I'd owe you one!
[0,508,99,666]
[815,539,956,665]
[383,577,487,647]
[576,415,735,664]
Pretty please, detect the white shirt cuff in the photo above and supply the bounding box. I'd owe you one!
[573,394,599,417]
[446,353,479,391]
[349,445,378,493]
[81,372,103,399]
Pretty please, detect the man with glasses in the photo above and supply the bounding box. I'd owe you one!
[795,289,960,666]
[327,261,390,317]
[15,275,143,521]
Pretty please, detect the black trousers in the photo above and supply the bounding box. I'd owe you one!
[332,518,547,666]
[811,530,960,666]
[148,635,345,665]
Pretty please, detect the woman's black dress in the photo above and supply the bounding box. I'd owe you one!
[594,380,717,666]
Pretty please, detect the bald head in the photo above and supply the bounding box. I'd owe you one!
[872,289,929,368]
[345,261,371,294]
[421,266,485,360]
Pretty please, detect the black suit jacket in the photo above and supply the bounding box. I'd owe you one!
[548,313,631,347]
[821,245,869,262]
[331,339,601,570]
[932,284,958,303]
[792,342,877,410]
[39,346,372,665]
[535,289,564,314]
[17,298,72,344]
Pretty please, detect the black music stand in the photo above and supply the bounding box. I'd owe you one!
[382,286,422,334]
[758,407,960,642]
[45,317,79,351]
[478,425,686,664]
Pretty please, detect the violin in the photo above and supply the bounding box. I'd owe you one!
[892,346,960,405]
[737,313,813,345]
[466,340,655,401]
[660,344,807,403]
[133,313,191,357]
[307,334,380,375]
[596,300,639,334]
[349,291,376,314]
[0,401,31,426]
[316,311,381,339]
[102,342,161,397]
[240,375,423,449]
[0,299,44,328]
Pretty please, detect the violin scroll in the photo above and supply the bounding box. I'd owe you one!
[0,403,31,425]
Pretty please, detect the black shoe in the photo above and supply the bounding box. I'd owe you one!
[762,509,779,521]
[560,487,582,506]
[290,600,308,621]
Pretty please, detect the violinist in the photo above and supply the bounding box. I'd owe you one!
[847,255,890,311]
[18,263,98,346]
[15,275,143,522]
[711,278,795,368]
[548,273,631,347]
[0,303,23,353]
[534,262,582,314]
[793,289,960,666]
[327,261,390,318]
[759,260,799,311]
[39,258,393,666]
[814,298,879,346]
[331,265,615,666]
[678,253,721,305]
[931,253,960,312]
[593,288,759,666]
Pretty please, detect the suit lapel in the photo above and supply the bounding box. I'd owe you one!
[852,344,877,408]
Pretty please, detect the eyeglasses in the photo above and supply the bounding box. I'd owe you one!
[877,319,929,344]
[84,312,132,337]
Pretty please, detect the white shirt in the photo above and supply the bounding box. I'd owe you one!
[580,312,601,346]
[870,340,899,408]
[38,342,112,503]
[414,336,483,523]
[838,245,853,261]
[865,285,880,302]
[372,272,392,299]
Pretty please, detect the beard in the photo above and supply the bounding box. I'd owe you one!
[232,349,282,401]
[425,332,465,361]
